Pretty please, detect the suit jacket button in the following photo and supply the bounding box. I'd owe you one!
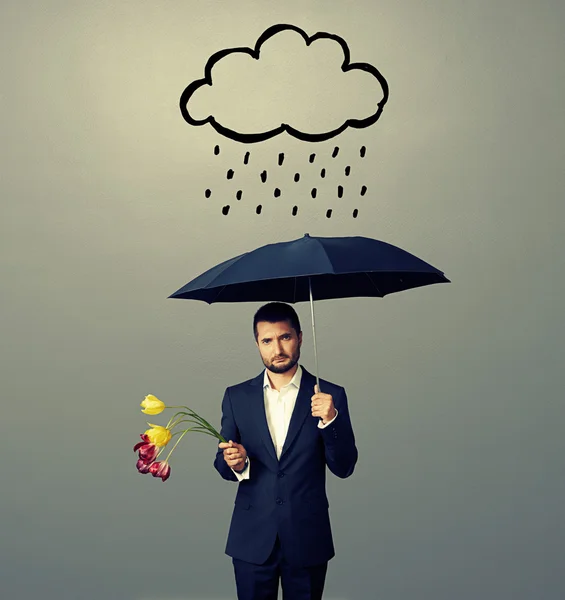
[277,471,284,478]
[276,498,284,505]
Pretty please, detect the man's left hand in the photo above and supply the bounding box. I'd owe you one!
[311,384,336,424]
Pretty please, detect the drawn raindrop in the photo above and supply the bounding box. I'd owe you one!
[274,188,281,198]
[309,153,316,163]
[353,209,359,218]
[332,146,339,158]
[326,209,333,218]
[227,169,234,179]
[320,168,326,178]
[360,146,366,158]
[260,170,267,183]
[244,151,250,165]
[345,166,351,176]
[236,190,243,200]
[222,205,230,215]
[205,189,211,198]
[292,206,298,216]
[294,173,300,182]
[311,188,317,198]
[278,153,285,166]
[338,185,343,198]
[256,205,262,214]
[214,145,220,156]
[360,185,367,196]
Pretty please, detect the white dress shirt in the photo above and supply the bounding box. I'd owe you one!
[231,364,339,480]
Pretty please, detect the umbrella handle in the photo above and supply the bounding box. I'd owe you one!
[309,276,321,394]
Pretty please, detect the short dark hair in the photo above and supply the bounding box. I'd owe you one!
[253,302,302,342]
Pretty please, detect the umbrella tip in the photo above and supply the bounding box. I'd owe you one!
[304,232,310,237]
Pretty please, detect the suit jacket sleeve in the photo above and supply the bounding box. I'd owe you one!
[214,387,246,482]
[318,408,338,428]
[232,458,250,480]
[318,387,358,478]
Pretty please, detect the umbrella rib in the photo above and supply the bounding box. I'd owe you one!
[313,238,337,273]
[365,272,383,295]
[211,285,227,303]
[203,251,249,290]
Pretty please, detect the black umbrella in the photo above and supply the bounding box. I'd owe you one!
[169,233,450,391]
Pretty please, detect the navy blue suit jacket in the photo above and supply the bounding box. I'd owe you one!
[213,365,358,567]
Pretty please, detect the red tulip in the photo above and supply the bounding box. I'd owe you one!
[136,458,152,474]
[149,460,171,482]
[133,433,150,451]
[133,433,159,464]
[139,444,159,463]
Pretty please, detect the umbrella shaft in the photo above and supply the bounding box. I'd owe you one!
[309,277,321,393]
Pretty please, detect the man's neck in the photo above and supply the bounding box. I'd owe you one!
[267,363,299,391]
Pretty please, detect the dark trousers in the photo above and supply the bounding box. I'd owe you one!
[232,534,328,600]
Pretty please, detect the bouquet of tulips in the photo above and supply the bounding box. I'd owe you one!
[133,394,227,482]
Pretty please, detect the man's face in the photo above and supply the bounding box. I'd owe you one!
[256,320,302,374]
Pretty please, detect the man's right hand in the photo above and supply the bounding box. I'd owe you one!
[219,440,247,472]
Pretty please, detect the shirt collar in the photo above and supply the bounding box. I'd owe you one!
[263,363,302,390]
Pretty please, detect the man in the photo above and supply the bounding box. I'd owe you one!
[214,301,358,600]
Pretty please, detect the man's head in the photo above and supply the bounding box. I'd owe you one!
[253,302,302,374]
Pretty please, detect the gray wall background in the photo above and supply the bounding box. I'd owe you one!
[2,1,564,599]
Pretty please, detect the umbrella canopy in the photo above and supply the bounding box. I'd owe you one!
[169,233,449,303]
[169,233,450,390]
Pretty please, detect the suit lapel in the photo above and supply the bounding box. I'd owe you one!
[249,365,314,465]
[280,368,313,462]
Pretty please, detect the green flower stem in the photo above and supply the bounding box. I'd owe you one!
[169,414,208,431]
[183,410,218,436]
[164,426,227,461]
[167,410,202,427]
[169,411,222,439]
[163,407,187,422]
[170,424,210,435]
[164,428,191,462]
[166,411,190,429]
[168,415,203,431]
[178,407,212,426]
[172,420,226,443]
[148,406,227,444]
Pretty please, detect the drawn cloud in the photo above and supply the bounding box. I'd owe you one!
[180,24,389,143]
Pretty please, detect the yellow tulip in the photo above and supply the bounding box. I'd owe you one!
[144,424,172,447]
[141,394,166,415]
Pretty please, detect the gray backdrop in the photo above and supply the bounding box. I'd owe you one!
[2,1,564,599]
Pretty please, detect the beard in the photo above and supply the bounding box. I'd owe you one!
[265,350,300,373]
